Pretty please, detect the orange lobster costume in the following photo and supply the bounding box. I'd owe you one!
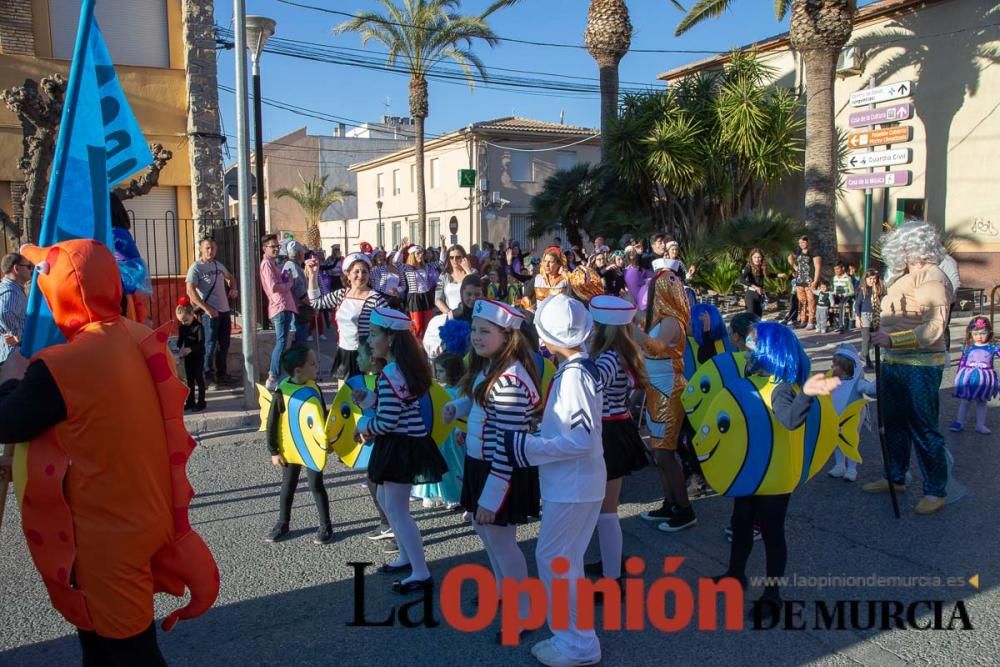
[12,239,219,640]
[641,268,691,450]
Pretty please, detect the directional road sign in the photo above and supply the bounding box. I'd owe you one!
[845,171,912,190]
[849,103,913,128]
[850,80,913,107]
[846,148,912,170]
[847,126,912,149]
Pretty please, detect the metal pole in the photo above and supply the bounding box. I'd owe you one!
[861,77,876,273]
[252,65,266,259]
[234,0,258,408]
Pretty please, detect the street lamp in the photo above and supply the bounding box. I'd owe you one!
[376,199,383,247]
[246,16,275,251]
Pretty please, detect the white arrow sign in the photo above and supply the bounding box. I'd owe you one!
[849,80,913,107]
[846,148,912,170]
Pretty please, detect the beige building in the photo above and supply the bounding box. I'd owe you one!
[349,117,601,253]
[658,0,1000,288]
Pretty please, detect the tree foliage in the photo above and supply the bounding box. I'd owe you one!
[275,174,354,250]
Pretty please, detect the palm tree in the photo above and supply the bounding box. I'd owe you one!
[274,174,354,250]
[584,1,684,164]
[335,0,517,246]
[676,0,858,274]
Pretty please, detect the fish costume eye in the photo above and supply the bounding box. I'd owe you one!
[307,415,315,429]
[717,412,731,434]
[340,404,352,419]
[700,377,711,394]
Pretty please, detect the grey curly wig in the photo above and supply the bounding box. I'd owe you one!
[880,221,945,286]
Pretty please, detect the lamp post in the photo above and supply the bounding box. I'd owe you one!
[233,0,258,407]
[376,199,383,247]
[246,15,275,331]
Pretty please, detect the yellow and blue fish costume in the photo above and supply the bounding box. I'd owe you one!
[692,369,864,496]
[259,379,330,472]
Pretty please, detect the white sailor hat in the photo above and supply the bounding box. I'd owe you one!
[589,295,636,326]
[535,293,593,349]
[471,298,525,330]
[343,252,371,270]
[407,244,425,255]
[370,307,412,331]
[653,258,684,274]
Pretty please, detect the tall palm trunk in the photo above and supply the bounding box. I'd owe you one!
[410,76,429,247]
[800,50,839,274]
[585,0,632,164]
[790,0,855,276]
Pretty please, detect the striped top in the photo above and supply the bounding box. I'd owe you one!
[357,363,428,437]
[308,288,386,349]
[371,266,405,299]
[0,278,27,364]
[595,349,635,419]
[402,265,432,295]
[452,361,539,512]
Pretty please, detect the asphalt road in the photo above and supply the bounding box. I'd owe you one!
[1,324,998,666]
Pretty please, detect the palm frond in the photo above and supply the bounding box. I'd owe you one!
[675,0,736,36]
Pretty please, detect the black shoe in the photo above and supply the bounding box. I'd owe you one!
[687,480,718,501]
[392,577,433,594]
[378,562,411,574]
[657,506,697,532]
[750,589,782,624]
[382,540,399,555]
[711,572,748,589]
[264,523,289,543]
[184,401,196,412]
[584,561,603,576]
[194,401,207,412]
[640,505,675,522]
[314,523,334,544]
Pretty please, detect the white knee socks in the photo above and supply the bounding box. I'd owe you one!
[475,522,528,612]
[383,482,430,582]
[597,513,622,579]
[472,521,503,591]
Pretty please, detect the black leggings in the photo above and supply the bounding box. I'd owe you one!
[744,290,764,318]
[78,622,165,667]
[184,354,205,405]
[279,464,331,526]
[727,494,791,586]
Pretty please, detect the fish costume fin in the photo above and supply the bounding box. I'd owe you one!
[835,398,865,463]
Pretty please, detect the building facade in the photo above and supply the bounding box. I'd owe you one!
[658,0,1000,288]
[349,116,601,254]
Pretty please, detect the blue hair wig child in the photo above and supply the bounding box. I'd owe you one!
[747,322,810,386]
[691,302,727,347]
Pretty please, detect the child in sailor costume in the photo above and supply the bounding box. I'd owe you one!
[584,296,649,588]
[504,294,605,667]
[354,307,448,594]
[444,299,542,642]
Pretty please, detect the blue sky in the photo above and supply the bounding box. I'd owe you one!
[215,0,879,155]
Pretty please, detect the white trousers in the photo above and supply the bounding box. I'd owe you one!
[535,499,602,662]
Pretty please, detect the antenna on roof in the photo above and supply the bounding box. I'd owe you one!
[384,96,391,117]
[559,110,565,125]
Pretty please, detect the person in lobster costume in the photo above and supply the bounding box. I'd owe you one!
[0,239,219,664]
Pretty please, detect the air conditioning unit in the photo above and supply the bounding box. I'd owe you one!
[836,47,863,77]
[491,191,502,204]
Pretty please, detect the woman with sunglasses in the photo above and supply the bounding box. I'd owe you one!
[434,244,477,316]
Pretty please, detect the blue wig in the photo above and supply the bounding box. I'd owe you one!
[439,318,471,357]
[112,227,152,296]
[691,303,727,347]
[747,322,810,386]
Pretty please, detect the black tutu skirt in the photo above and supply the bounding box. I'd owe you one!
[602,417,649,480]
[330,347,360,379]
[461,456,540,526]
[406,291,435,313]
[368,433,448,485]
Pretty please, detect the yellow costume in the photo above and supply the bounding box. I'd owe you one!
[641,270,690,450]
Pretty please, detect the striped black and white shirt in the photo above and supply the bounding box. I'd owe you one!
[308,287,386,349]
[450,362,539,512]
[357,363,428,437]
[401,265,432,295]
[371,266,405,299]
[595,349,635,419]
[0,277,27,364]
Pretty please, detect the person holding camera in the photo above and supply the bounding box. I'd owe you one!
[185,237,238,387]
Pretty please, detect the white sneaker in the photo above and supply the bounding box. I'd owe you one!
[421,498,440,509]
[531,639,600,667]
[828,465,845,478]
[843,468,858,482]
[320,334,329,341]
[306,335,314,342]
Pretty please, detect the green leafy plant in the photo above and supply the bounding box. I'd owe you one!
[710,210,807,261]
[694,254,742,296]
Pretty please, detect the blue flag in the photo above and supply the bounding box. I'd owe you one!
[21,0,153,357]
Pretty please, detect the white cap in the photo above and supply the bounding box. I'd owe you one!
[370,307,412,331]
[589,295,636,326]
[472,298,525,330]
[653,258,684,274]
[342,252,371,270]
[407,244,424,255]
[665,240,680,252]
[535,293,593,349]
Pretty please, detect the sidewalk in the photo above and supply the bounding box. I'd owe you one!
[183,330,342,435]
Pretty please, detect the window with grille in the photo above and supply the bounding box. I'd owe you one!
[428,218,440,245]
[392,221,402,248]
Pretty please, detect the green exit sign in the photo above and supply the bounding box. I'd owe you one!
[458,169,477,188]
